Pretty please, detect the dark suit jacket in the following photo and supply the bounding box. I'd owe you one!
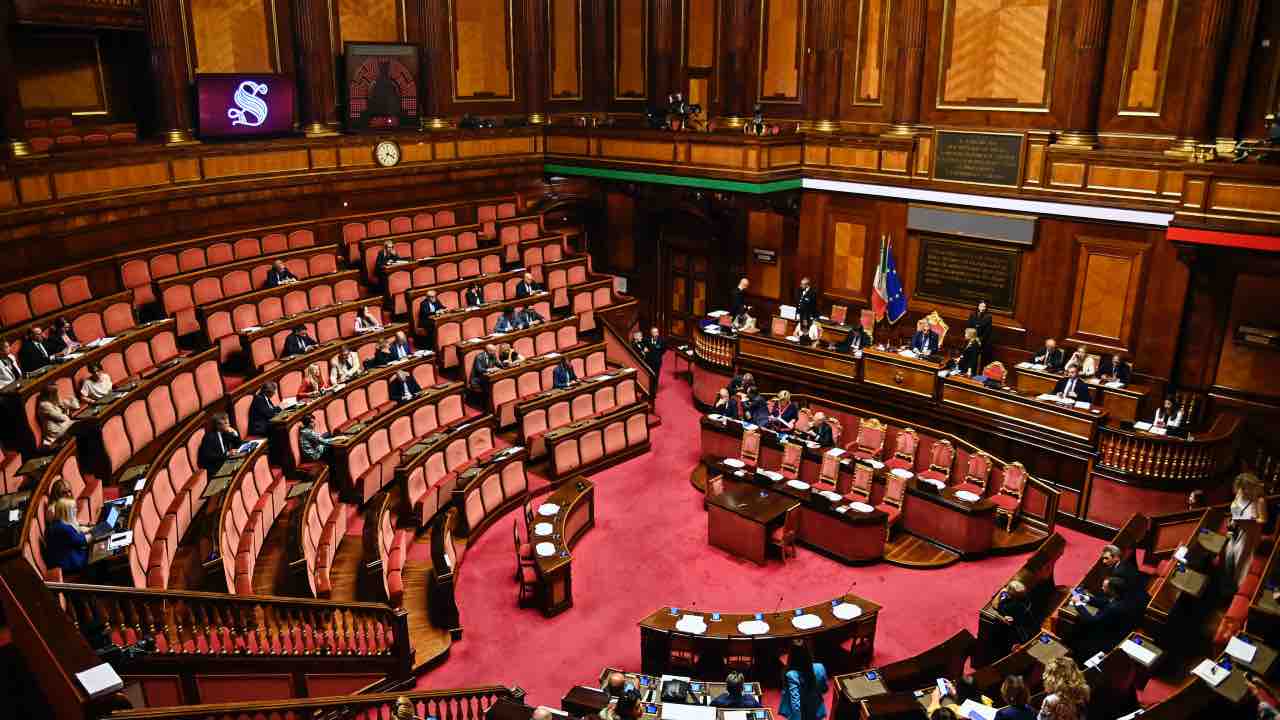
[710,693,761,709]
[727,374,747,396]
[835,328,871,353]
[198,429,242,471]
[18,338,53,373]
[796,287,817,318]
[811,423,835,447]
[518,308,543,325]
[367,349,395,368]
[248,393,279,436]
[645,337,665,369]
[993,705,1036,720]
[45,329,77,355]
[747,398,769,426]
[958,341,982,375]
[730,288,747,316]
[775,402,799,425]
[470,353,499,389]
[389,375,421,403]
[418,300,445,327]
[1074,595,1138,658]
[966,311,992,346]
[495,315,517,333]
[552,363,577,389]
[1032,346,1065,370]
[1099,357,1132,383]
[1109,555,1147,599]
[282,333,316,357]
[910,330,939,355]
[374,249,400,277]
[1053,377,1092,403]
[388,340,412,360]
[265,268,297,288]
[464,288,483,307]
[713,398,737,419]
[515,280,541,298]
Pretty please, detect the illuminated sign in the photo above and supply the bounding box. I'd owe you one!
[196,74,296,138]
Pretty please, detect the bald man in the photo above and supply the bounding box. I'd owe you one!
[603,671,631,697]
[532,707,555,720]
[808,412,834,447]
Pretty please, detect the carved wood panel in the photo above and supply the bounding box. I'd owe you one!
[449,0,515,102]
[846,0,889,107]
[747,210,783,299]
[188,0,276,73]
[757,0,805,104]
[337,0,403,43]
[937,0,1059,112]
[549,0,583,100]
[1067,235,1148,349]
[13,34,110,114]
[683,0,717,109]
[614,0,649,101]
[824,215,869,298]
[1117,0,1178,115]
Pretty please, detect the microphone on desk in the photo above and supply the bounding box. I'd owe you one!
[840,578,857,601]
[774,594,784,618]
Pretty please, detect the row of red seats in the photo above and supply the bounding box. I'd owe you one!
[385,247,504,316]
[22,442,101,582]
[488,345,608,426]
[403,417,499,528]
[0,443,21,495]
[497,216,545,263]
[128,415,210,588]
[358,224,481,281]
[339,197,517,263]
[243,299,386,373]
[219,447,287,594]
[405,257,589,339]
[569,279,617,333]
[0,272,92,330]
[519,372,640,458]
[24,118,137,154]
[515,233,566,270]
[121,228,316,308]
[159,246,339,336]
[457,450,528,538]
[440,296,555,368]
[457,319,577,382]
[202,271,361,362]
[549,404,650,478]
[374,495,409,606]
[299,477,348,598]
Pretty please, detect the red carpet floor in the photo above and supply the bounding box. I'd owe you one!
[416,360,1108,708]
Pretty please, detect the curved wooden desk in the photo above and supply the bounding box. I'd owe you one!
[638,593,880,677]
[528,478,595,616]
[691,324,735,407]
[1011,363,1151,422]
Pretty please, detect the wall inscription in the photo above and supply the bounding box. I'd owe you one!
[915,235,1020,311]
[934,131,1023,186]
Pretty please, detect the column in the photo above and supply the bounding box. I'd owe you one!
[886,0,926,134]
[1214,0,1260,152]
[1172,0,1234,155]
[651,0,679,104]
[292,0,339,136]
[1056,0,1112,147]
[717,0,753,125]
[807,0,844,131]
[0,0,32,157]
[524,0,548,124]
[420,0,450,127]
[144,0,197,144]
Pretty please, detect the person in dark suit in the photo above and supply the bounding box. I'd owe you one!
[995,580,1038,646]
[18,327,53,373]
[1098,354,1132,384]
[389,369,421,404]
[1053,366,1091,403]
[515,272,542,299]
[469,344,500,393]
[993,676,1035,720]
[746,390,769,426]
[1100,544,1145,599]
[1070,576,1141,659]
[495,309,519,333]
[464,283,484,307]
[710,672,761,709]
[45,318,79,355]
[730,277,750,317]
[198,413,243,471]
[0,337,23,386]
[1031,338,1065,370]
[833,324,871,354]
[282,325,317,358]
[248,382,280,437]
[796,277,818,326]
[728,372,755,398]
[552,357,577,389]
[373,240,402,289]
[418,290,445,347]
[966,300,993,366]
[631,331,647,359]
[713,389,738,419]
[957,328,982,376]
[645,327,665,376]
[910,318,939,355]
[264,260,298,288]
[367,338,396,368]
[388,330,413,360]
[517,305,543,327]
[808,413,835,447]
[497,343,523,367]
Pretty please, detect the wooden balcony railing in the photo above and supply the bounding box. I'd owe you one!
[1095,413,1240,485]
[105,685,517,720]
[692,324,735,370]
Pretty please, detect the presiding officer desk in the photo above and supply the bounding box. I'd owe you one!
[1011,362,1151,423]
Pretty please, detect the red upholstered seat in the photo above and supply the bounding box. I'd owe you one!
[884,428,918,471]
[958,452,993,495]
[990,462,1029,530]
[779,442,803,480]
[917,439,956,485]
[849,418,887,460]
[844,462,875,502]
[877,472,908,527]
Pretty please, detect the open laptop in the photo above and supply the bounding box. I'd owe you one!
[90,502,124,542]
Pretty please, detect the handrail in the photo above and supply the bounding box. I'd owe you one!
[106,685,516,720]
[1095,413,1240,484]
[598,306,656,397]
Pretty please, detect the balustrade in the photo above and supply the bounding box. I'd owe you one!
[106,685,516,720]
[1095,414,1239,485]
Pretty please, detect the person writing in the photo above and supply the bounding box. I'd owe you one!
[732,307,758,333]
[1052,366,1091,403]
[553,357,578,389]
[248,382,281,436]
[711,672,761,708]
[37,384,79,447]
[418,289,446,324]
[834,323,871,354]
[469,344,500,393]
[910,318,939,355]
[778,639,828,720]
[282,325,317,358]
[771,390,799,430]
[796,277,818,326]
[78,362,113,403]
[1031,339,1065,370]
[198,412,243,471]
[299,413,336,462]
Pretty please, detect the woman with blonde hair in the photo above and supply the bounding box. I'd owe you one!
[1225,472,1267,589]
[44,496,90,574]
[37,384,79,447]
[300,362,328,396]
[1037,657,1089,720]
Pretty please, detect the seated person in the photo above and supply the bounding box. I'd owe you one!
[732,307,758,333]
[282,325,317,357]
[265,259,298,287]
[354,306,382,333]
[0,336,23,385]
[602,671,632,698]
[710,672,761,708]
[552,357,578,389]
[1099,544,1146,599]
[600,689,643,720]
[1098,353,1132,384]
[770,390,799,430]
[1052,366,1092,403]
[388,330,413,360]
[993,676,1035,720]
[745,389,769,426]
[389,369,421,404]
[1031,338,1065,370]
[418,290,446,323]
[248,382,281,436]
[713,388,740,419]
[78,362,113,403]
[910,318,939,355]
[299,413,336,462]
[329,345,362,384]
[44,497,90,576]
[807,412,835,447]
[469,344,501,392]
[833,324,871,353]
[495,309,520,333]
[956,328,982,376]
[515,272,542,298]
[464,282,485,307]
[300,362,328,395]
[1070,575,1141,659]
[516,305,543,327]
[37,384,79,447]
[367,339,396,369]
[45,318,80,355]
[995,579,1038,646]
[19,326,54,373]
[373,240,402,287]
[497,342,523,367]
[790,318,821,345]
[1064,345,1097,377]
[1152,398,1183,428]
[198,412,243,471]
[727,372,755,397]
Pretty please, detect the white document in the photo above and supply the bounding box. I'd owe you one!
[1120,639,1157,666]
[1073,401,1092,409]
[1036,393,1058,401]
[1174,545,1188,562]
[778,305,798,321]
[8,509,18,523]
[707,310,728,318]
[1226,635,1258,663]
[1191,659,1229,687]
[660,704,716,720]
[1016,362,1033,369]
[956,700,996,720]
[826,447,846,457]
[722,712,752,720]
[1083,651,1106,669]
[1149,427,1167,436]
[76,663,124,698]
[1133,422,1153,431]
[133,478,147,493]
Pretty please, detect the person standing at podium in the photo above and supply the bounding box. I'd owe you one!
[965,300,993,366]
[910,318,939,355]
[796,277,818,326]
[731,277,750,317]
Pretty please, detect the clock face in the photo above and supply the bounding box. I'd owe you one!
[374,141,401,167]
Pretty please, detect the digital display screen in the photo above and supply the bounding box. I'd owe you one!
[196,74,296,138]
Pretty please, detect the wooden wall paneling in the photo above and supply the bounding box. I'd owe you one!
[293,0,339,135]
[188,0,277,73]
[418,0,449,122]
[548,0,585,103]
[524,0,549,122]
[1215,0,1262,146]
[887,0,926,130]
[715,0,755,118]
[822,212,870,301]
[337,0,404,44]
[1115,0,1178,117]
[683,0,717,112]
[936,0,1059,111]
[1058,0,1112,146]
[756,0,806,115]
[612,0,649,105]
[1173,0,1233,149]
[1131,226,1187,383]
[651,0,679,104]
[450,0,516,103]
[746,209,783,301]
[1214,271,1280,399]
[1066,233,1149,351]
[840,0,894,125]
[804,0,843,126]
[144,0,197,143]
[0,0,27,155]
[1237,0,1280,140]
[605,191,637,270]
[12,33,110,115]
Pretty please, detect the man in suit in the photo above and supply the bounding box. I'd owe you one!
[1100,544,1146,599]
[833,324,871,354]
[645,327,665,376]
[45,318,79,355]
[389,330,413,360]
[710,672,761,709]
[248,382,280,437]
[515,272,542,299]
[730,277,749,317]
[389,369,421,404]
[746,390,769,426]
[373,240,402,290]
[418,290,445,324]
[469,344,500,393]
[198,413,243,471]
[264,259,298,288]
[796,277,818,326]
[1053,366,1091,403]
[808,412,835,447]
[631,331,647,358]
[727,372,754,397]
[910,318,939,355]
[282,325,317,358]
[552,357,578,389]
[516,305,543,327]
[495,309,519,333]
[0,337,24,386]
[18,327,53,373]
[1031,338,1065,370]
[1098,353,1132,384]
[464,283,484,308]
[1070,576,1143,659]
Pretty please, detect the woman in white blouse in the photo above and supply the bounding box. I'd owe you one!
[37,384,80,447]
[329,346,362,385]
[78,362,113,403]
[354,307,382,333]
[1224,473,1267,590]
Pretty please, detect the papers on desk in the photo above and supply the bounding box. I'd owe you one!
[660,703,717,720]
[819,490,843,502]
[675,614,708,635]
[937,369,953,378]
[778,305,797,321]
[1191,659,1230,687]
[723,457,745,468]
[7,509,19,523]
[534,522,554,537]
[791,613,822,630]
[86,336,115,349]
[737,620,770,635]
[898,349,918,358]
[107,531,133,551]
[867,460,885,470]
[786,479,810,491]
[826,447,846,457]
[1174,545,1188,562]
[535,542,556,557]
[1227,635,1258,663]
[920,478,945,491]
[955,490,981,502]
[1036,393,1058,402]
[1016,361,1034,370]
[1073,400,1092,410]
[704,326,721,335]
[544,352,561,358]
[76,663,124,698]
[832,602,862,620]
[707,310,729,318]
[849,502,874,513]
[1121,638,1157,666]
[241,325,262,333]
[1083,651,1106,670]
[538,503,560,516]
[280,396,300,409]
[1133,421,1153,431]
[1149,426,1168,435]
[890,468,914,480]
[957,699,996,720]
[1105,381,1125,389]
[805,441,819,449]
[760,470,783,482]
[784,335,799,342]
[722,712,755,720]
[733,470,747,478]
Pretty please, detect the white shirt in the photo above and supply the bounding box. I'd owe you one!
[80,374,113,402]
[0,354,21,385]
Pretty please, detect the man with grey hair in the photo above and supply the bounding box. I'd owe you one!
[1100,543,1144,597]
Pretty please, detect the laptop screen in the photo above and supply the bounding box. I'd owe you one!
[101,505,120,530]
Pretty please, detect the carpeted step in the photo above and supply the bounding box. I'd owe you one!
[646,413,662,428]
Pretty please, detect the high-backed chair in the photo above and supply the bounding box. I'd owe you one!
[830,305,848,325]
[916,439,955,487]
[817,452,839,488]
[848,418,886,460]
[793,409,813,435]
[843,461,875,502]
[982,362,1007,384]
[958,452,993,495]
[878,472,908,527]
[770,316,788,336]
[740,428,761,467]
[780,442,803,480]
[925,310,949,348]
[884,428,918,471]
[769,507,800,562]
[990,462,1029,531]
[512,519,535,582]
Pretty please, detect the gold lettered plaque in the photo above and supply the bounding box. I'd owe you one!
[934,130,1024,187]
[914,235,1021,312]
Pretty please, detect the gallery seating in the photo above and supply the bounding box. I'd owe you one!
[339,195,516,263]
[296,473,348,598]
[383,246,505,315]
[19,441,94,582]
[356,224,482,281]
[127,414,211,589]
[974,533,1066,665]
[516,369,641,458]
[401,416,499,528]
[199,271,362,362]
[485,343,608,426]
[458,319,579,386]
[547,403,650,479]
[239,298,388,373]
[543,257,591,310]
[568,278,618,332]
[365,491,407,606]
[430,295,554,367]
[0,268,95,331]
[2,291,137,385]
[516,233,568,270]
[217,443,286,594]
[495,215,544,263]
[454,447,528,537]
[428,507,464,637]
